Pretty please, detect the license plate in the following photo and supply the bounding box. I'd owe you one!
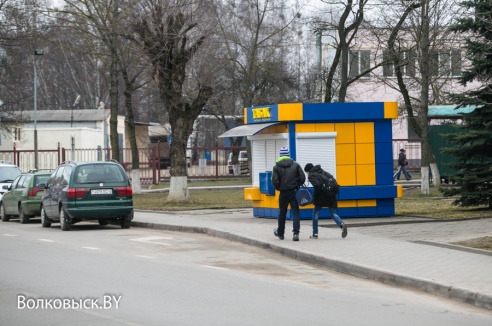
[91,189,112,195]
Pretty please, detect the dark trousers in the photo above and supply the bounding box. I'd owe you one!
[277,188,301,236]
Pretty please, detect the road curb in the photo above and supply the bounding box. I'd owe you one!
[131,221,492,310]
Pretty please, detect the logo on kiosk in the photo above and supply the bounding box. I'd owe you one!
[252,107,271,121]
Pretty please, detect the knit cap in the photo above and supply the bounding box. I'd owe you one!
[279,147,290,157]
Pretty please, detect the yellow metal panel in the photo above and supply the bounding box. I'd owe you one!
[296,123,317,132]
[243,108,247,124]
[316,123,335,132]
[336,144,355,165]
[278,103,303,121]
[357,199,377,207]
[356,164,376,185]
[244,187,261,201]
[355,122,374,143]
[336,165,356,186]
[335,123,355,144]
[356,143,375,165]
[384,102,399,119]
[397,184,403,198]
[338,200,357,208]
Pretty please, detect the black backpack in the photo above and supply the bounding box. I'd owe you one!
[318,172,340,195]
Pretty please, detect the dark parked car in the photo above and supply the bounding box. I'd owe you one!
[40,160,133,231]
[0,170,51,223]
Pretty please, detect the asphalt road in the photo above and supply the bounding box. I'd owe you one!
[1,220,491,325]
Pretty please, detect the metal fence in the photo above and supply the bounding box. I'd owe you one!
[1,140,423,184]
[0,145,250,184]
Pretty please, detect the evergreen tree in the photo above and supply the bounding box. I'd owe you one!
[441,0,492,208]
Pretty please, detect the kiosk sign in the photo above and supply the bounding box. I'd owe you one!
[252,107,271,121]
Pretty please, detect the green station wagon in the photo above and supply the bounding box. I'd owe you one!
[0,170,50,223]
[40,160,134,231]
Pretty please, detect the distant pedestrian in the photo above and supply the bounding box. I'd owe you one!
[304,163,347,239]
[272,147,305,241]
[394,149,412,181]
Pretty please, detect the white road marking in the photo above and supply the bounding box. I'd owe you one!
[137,255,156,259]
[38,239,54,242]
[201,265,229,271]
[82,247,100,250]
[129,236,172,246]
[2,234,16,236]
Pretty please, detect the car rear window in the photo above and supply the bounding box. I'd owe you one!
[74,164,127,184]
[34,175,49,187]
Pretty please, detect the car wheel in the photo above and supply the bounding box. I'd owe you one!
[98,219,109,226]
[120,218,131,229]
[0,203,10,222]
[19,206,29,224]
[60,208,71,231]
[40,206,51,227]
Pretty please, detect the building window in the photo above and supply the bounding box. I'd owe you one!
[383,50,416,77]
[430,49,461,77]
[349,50,370,77]
[13,128,21,141]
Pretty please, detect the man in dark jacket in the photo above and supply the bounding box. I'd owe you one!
[393,148,412,181]
[272,147,305,241]
[304,163,347,239]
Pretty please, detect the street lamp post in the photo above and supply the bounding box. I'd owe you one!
[34,49,43,170]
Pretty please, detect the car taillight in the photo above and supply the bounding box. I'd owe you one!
[67,187,89,198]
[28,187,44,197]
[114,186,132,196]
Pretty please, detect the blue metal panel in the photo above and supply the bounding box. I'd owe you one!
[376,163,394,185]
[377,198,395,206]
[374,120,393,143]
[377,205,395,216]
[357,206,378,217]
[375,142,393,164]
[339,185,397,200]
[288,122,297,159]
[302,102,385,122]
[338,207,357,217]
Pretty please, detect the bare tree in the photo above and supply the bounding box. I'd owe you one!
[131,0,214,201]
[311,0,369,103]
[375,0,465,193]
[208,0,300,166]
[58,0,137,160]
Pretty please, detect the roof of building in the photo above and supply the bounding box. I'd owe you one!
[1,109,110,122]
[428,105,477,119]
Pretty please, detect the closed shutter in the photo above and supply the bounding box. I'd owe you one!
[252,140,266,186]
[296,133,337,186]
[250,133,288,186]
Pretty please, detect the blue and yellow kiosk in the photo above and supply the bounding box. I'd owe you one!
[220,102,403,219]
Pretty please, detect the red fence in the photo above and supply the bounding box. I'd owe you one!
[1,140,422,184]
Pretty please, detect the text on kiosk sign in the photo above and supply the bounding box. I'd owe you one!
[252,107,271,120]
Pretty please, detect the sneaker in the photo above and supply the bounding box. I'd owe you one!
[341,224,348,238]
[274,229,284,240]
[310,234,318,239]
[293,234,299,241]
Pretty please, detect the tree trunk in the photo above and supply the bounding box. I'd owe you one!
[109,0,120,161]
[430,162,441,187]
[167,107,195,201]
[419,0,431,195]
[109,42,119,161]
[123,72,141,194]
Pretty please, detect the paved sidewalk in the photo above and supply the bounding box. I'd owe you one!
[131,208,492,311]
